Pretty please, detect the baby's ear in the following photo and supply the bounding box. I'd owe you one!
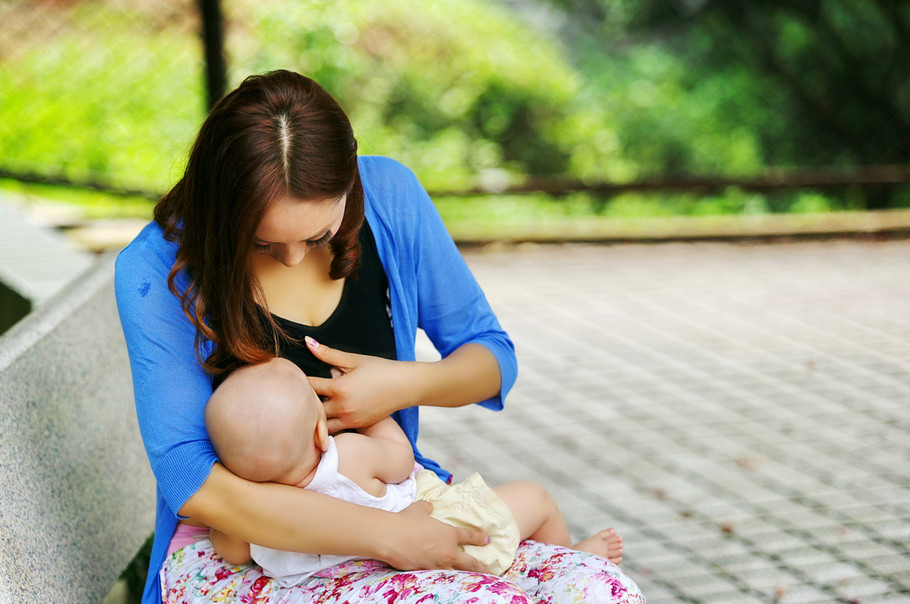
[314,415,330,453]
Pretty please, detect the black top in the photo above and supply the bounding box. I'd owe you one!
[267,219,397,379]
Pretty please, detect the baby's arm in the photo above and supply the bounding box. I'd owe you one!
[336,416,415,486]
[210,526,253,565]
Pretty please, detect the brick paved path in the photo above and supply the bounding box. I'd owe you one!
[418,239,910,604]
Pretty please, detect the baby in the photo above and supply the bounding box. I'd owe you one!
[205,358,623,585]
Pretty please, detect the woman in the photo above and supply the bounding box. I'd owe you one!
[116,70,645,603]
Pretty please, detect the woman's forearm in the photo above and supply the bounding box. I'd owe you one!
[180,463,492,573]
[181,463,398,558]
[410,342,502,409]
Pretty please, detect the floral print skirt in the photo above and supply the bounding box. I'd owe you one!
[161,538,646,603]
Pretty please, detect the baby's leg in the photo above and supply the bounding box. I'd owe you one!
[493,481,624,565]
[492,481,571,547]
[574,529,623,565]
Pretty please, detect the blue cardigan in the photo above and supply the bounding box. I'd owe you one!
[115,156,518,604]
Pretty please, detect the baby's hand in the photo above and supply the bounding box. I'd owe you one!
[210,527,253,566]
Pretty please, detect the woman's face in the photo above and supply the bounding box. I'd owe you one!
[253,194,347,267]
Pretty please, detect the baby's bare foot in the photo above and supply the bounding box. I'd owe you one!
[573,528,623,564]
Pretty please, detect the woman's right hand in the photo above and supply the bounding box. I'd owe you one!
[381,500,491,574]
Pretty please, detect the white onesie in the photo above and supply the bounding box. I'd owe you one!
[250,436,417,587]
[251,435,520,586]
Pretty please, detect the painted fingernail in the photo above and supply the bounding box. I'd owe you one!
[305,336,319,348]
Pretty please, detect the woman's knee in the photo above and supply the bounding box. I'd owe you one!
[505,541,646,604]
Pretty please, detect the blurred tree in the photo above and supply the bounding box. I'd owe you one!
[540,0,910,206]
[230,0,615,189]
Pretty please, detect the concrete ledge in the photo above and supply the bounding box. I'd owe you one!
[0,253,155,602]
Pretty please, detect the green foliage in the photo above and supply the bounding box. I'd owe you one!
[0,179,155,219]
[1,0,897,216]
[541,0,910,208]
[227,0,600,190]
[0,4,203,191]
[1,0,616,194]
[543,7,779,181]
[119,533,154,603]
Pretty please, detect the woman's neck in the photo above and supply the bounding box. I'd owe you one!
[253,247,345,327]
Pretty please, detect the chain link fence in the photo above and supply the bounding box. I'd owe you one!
[0,0,208,196]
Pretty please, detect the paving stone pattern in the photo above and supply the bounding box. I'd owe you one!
[417,239,910,604]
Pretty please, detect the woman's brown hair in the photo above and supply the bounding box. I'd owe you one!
[154,70,364,374]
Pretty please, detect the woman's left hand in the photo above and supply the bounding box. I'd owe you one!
[305,337,419,432]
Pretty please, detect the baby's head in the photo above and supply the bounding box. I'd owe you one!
[205,358,329,486]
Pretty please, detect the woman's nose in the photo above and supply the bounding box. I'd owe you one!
[278,244,307,267]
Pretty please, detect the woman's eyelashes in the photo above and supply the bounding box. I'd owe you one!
[308,231,333,248]
[253,231,333,254]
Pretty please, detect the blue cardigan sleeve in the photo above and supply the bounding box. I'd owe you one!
[114,223,218,517]
[361,156,518,411]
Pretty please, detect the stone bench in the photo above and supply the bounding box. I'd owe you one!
[0,252,155,602]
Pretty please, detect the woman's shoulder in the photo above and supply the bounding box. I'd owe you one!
[358,156,425,201]
[115,221,179,293]
[358,155,415,182]
[358,156,428,227]
[117,221,176,264]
